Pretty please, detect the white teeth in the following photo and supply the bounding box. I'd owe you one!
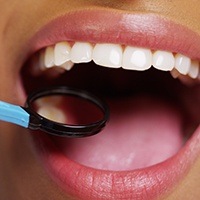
[175,54,191,75]
[44,46,55,68]
[153,50,174,71]
[93,44,123,68]
[54,42,71,66]
[122,47,152,70]
[188,60,199,79]
[39,41,200,81]
[70,42,93,63]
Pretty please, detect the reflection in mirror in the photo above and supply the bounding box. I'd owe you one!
[32,95,104,125]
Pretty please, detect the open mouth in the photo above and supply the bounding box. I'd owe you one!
[22,40,200,170]
[19,9,200,199]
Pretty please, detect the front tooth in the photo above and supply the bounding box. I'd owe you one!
[93,43,123,68]
[44,46,55,68]
[54,42,71,66]
[153,50,174,71]
[122,47,152,70]
[188,60,199,79]
[174,54,191,75]
[70,42,93,63]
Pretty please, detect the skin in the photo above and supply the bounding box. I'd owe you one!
[0,0,200,199]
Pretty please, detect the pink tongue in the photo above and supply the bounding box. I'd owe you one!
[54,96,183,171]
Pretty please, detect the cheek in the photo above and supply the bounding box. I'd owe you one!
[160,1,200,33]
[0,125,71,199]
[112,0,200,34]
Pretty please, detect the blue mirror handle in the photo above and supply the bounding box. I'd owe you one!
[0,101,30,128]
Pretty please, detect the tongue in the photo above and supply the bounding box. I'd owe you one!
[53,95,183,171]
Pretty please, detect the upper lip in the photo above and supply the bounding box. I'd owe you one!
[25,8,200,200]
[27,8,200,61]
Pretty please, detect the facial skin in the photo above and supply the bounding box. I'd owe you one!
[0,0,200,199]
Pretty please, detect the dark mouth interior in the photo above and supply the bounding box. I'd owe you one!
[22,62,186,98]
[21,58,199,170]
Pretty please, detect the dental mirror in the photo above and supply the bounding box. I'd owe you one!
[0,86,109,138]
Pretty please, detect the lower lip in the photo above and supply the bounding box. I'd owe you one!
[31,125,200,200]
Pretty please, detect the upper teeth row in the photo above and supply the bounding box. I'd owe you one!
[40,41,199,79]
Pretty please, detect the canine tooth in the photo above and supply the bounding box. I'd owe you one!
[93,43,123,68]
[60,61,74,71]
[54,42,71,66]
[44,46,55,68]
[153,50,174,71]
[70,42,93,63]
[188,60,199,79]
[175,54,191,75]
[37,106,66,123]
[122,47,152,70]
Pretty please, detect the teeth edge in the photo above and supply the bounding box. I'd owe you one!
[37,41,200,80]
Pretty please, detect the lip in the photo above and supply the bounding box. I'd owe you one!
[27,8,200,200]
[28,8,200,60]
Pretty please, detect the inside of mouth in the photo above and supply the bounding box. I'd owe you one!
[21,59,200,171]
